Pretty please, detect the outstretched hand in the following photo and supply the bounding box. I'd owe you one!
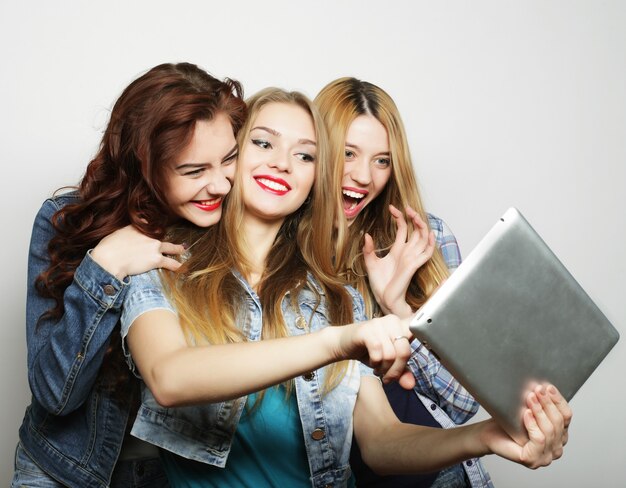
[363,205,435,318]
[91,225,186,280]
[481,384,572,469]
[335,315,417,389]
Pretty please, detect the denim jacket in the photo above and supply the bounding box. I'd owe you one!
[121,269,372,488]
[18,192,139,487]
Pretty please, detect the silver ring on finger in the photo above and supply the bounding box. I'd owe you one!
[393,335,410,343]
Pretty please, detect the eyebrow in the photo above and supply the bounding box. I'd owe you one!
[252,126,316,147]
[174,143,238,170]
[251,126,280,136]
[345,142,389,156]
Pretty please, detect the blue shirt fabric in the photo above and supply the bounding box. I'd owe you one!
[161,386,311,487]
[17,192,165,487]
[121,270,372,488]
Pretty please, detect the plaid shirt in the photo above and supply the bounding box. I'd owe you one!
[404,214,494,488]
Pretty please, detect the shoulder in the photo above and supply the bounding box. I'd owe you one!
[427,213,455,241]
[427,212,462,270]
[127,269,166,293]
[121,270,175,331]
[35,190,81,219]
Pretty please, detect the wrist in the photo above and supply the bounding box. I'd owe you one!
[471,420,495,457]
[319,324,351,363]
[90,247,126,281]
[389,301,413,319]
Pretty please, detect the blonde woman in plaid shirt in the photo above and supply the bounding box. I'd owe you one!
[316,78,493,488]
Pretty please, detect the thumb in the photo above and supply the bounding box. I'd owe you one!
[398,369,416,390]
[363,233,375,258]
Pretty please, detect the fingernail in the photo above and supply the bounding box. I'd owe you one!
[182,242,189,250]
[548,385,557,394]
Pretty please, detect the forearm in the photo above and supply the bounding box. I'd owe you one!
[354,376,490,475]
[27,200,127,414]
[359,419,490,475]
[140,323,344,407]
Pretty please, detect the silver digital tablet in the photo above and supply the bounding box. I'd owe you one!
[409,207,619,442]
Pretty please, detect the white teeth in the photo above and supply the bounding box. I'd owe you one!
[258,178,288,192]
[343,189,366,199]
[349,201,358,210]
[198,198,220,205]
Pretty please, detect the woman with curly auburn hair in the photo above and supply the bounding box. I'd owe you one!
[314,77,492,487]
[13,62,246,488]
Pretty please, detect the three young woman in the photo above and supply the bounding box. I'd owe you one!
[16,65,571,487]
[120,87,571,487]
[13,62,246,487]
[315,77,493,487]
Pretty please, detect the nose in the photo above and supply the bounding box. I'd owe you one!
[347,157,371,186]
[206,168,232,196]
[268,148,292,173]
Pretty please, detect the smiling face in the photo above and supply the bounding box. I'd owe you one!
[165,113,238,227]
[341,115,393,224]
[239,102,317,225]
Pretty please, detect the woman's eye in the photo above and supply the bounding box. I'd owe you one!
[183,168,204,177]
[252,139,271,149]
[297,152,316,163]
[375,157,391,168]
[222,153,238,166]
[344,150,355,159]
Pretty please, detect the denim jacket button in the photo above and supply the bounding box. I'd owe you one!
[295,316,307,329]
[103,284,116,296]
[311,428,325,441]
[302,372,315,381]
[466,460,473,467]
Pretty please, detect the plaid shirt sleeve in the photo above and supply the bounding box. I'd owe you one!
[405,214,478,424]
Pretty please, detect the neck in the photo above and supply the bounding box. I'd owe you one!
[241,213,285,289]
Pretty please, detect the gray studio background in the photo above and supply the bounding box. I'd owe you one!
[1,1,624,485]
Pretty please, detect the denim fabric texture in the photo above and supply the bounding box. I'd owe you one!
[12,442,169,488]
[121,269,372,488]
[16,193,166,487]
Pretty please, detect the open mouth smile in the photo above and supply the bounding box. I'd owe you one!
[342,187,368,219]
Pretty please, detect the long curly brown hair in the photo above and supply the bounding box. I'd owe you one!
[37,62,247,393]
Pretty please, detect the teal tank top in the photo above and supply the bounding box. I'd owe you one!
[161,386,311,487]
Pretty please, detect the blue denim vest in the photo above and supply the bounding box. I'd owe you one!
[18,193,142,487]
[121,270,372,488]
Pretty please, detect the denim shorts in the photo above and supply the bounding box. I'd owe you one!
[12,442,170,488]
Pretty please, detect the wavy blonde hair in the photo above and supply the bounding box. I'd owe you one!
[163,88,353,393]
[315,77,450,317]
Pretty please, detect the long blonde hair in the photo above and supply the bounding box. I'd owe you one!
[163,88,353,392]
[315,77,450,317]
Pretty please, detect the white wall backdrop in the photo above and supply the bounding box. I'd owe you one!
[1,1,624,485]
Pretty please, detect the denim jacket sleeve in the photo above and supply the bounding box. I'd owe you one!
[26,197,130,415]
[406,214,478,424]
[119,270,176,377]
